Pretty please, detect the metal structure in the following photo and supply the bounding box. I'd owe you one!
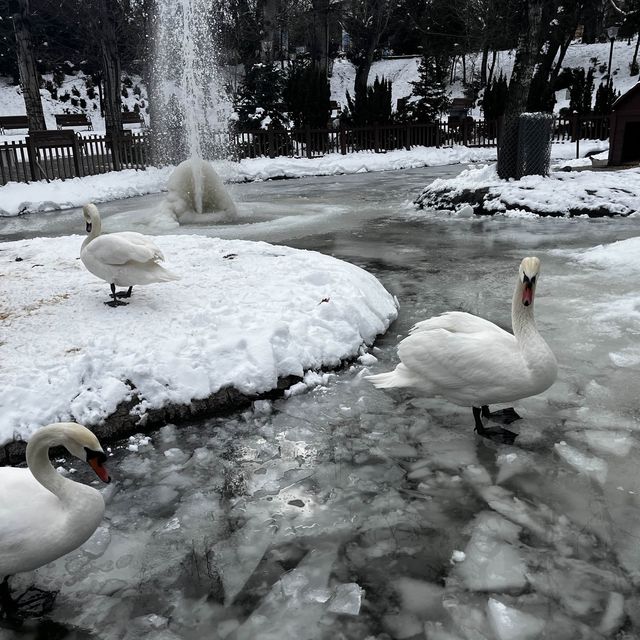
[516,112,554,178]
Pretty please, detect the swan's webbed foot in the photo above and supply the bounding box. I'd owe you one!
[481,405,521,425]
[0,577,58,627]
[473,407,518,444]
[105,283,128,307]
[116,286,133,299]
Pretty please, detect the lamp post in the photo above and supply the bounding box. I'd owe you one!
[607,25,620,84]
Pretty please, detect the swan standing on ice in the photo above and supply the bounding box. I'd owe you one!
[81,203,179,307]
[367,257,557,443]
[0,423,110,618]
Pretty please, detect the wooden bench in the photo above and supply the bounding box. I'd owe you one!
[55,113,93,130]
[0,115,29,134]
[121,111,144,127]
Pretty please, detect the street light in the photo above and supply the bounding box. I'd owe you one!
[607,24,620,83]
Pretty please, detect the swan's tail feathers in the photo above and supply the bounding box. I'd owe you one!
[156,266,181,282]
[366,364,415,389]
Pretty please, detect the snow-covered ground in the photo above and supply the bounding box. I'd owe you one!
[0,234,397,444]
[0,141,605,217]
[416,161,640,218]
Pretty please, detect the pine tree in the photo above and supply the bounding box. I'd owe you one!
[233,63,287,131]
[593,81,620,115]
[482,73,508,120]
[344,75,393,125]
[397,54,450,123]
[283,62,331,129]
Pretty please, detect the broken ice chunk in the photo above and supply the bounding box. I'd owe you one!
[486,598,546,640]
[358,353,378,366]
[392,577,445,620]
[327,583,363,615]
[554,441,608,485]
[82,525,111,559]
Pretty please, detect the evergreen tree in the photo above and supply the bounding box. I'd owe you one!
[283,62,330,129]
[593,81,620,115]
[482,72,508,120]
[344,75,393,125]
[397,55,450,123]
[568,67,594,115]
[232,63,287,131]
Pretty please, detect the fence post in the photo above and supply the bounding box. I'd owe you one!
[305,125,312,159]
[268,126,276,159]
[462,118,469,146]
[339,126,347,155]
[405,123,411,151]
[374,123,379,152]
[435,123,441,148]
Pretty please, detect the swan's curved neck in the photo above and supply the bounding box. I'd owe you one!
[82,206,102,249]
[511,280,536,341]
[26,425,75,501]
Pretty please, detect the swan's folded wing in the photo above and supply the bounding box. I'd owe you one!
[410,311,510,337]
[88,234,163,265]
[398,327,521,391]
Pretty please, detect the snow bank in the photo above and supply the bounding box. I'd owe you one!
[0,147,494,218]
[0,142,597,218]
[416,162,640,218]
[556,236,640,273]
[0,235,398,444]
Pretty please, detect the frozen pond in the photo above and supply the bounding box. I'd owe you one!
[3,165,640,639]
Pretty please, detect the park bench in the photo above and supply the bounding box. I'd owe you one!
[0,115,30,134]
[121,111,145,127]
[55,113,93,130]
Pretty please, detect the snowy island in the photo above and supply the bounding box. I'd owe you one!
[0,234,398,459]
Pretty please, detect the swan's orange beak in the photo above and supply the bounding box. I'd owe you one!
[522,283,533,306]
[89,457,111,483]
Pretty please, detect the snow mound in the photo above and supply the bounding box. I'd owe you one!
[0,235,398,444]
[557,236,640,273]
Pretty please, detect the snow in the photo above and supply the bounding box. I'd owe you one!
[0,141,607,218]
[558,235,640,273]
[417,160,640,217]
[0,234,398,444]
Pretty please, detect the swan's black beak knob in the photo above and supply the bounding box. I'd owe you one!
[86,222,92,233]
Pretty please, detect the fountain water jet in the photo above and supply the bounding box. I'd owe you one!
[151,0,236,219]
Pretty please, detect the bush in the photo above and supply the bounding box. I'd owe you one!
[593,81,620,115]
[344,76,393,126]
[53,67,65,87]
[233,63,288,131]
[79,98,87,109]
[630,59,639,76]
[59,91,70,102]
[45,80,57,99]
[71,85,80,97]
[568,67,595,115]
[122,87,129,98]
[133,103,140,113]
[86,85,96,100]
[396,55,450,124]
[70,97,79,107]
[133,84,142,97]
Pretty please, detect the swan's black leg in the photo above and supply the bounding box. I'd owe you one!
[105,283,127,307]
[473,406,518,444]
[0,576,58,626]
[116,286,133,299]
[482,405,521,425]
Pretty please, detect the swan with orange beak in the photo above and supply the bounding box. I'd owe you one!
[367,257,557,443]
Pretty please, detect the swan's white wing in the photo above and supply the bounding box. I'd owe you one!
[398,327,521,397]
[87,233,164,265]
[410,311,510,337]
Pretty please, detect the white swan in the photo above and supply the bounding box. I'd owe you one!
[367,257,557,442]
[81,203,179,307]
[0,423,110,613]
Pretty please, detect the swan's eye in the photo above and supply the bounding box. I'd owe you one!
[523,274,530,284]
[85,447,107,464]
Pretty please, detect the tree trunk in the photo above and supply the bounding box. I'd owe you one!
[12,0,45,131]
[632,31,640,74]
[497,0,544,179]
[311,0,330,72]
[260,0,279,63]
[99,0,123,169]
[480,44,489,87]
[488,50,497,85]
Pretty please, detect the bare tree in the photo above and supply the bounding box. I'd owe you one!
[98,0,123,142]
[342,0,392,102]
[11,0,45,130]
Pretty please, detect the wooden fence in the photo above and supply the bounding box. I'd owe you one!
[0,115,609,186]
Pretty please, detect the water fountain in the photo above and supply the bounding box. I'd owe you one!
[151,0,237,220]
